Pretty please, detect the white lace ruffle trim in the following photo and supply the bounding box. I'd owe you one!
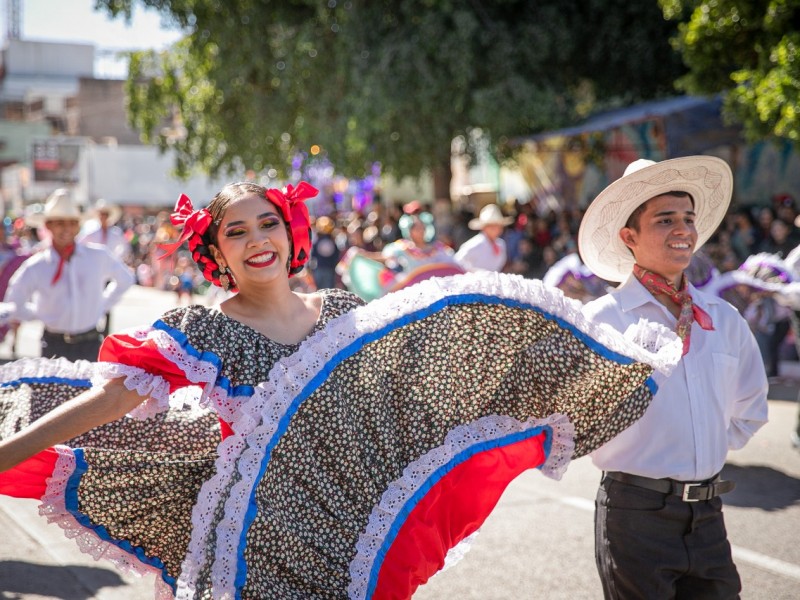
[347,413,574,600]
[106,326,222,418]
[0,356,96,386]
[0,353,209,422]
[39,446,176,600]
[178,273,678,599]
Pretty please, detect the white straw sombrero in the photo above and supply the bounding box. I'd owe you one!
[578,156,732,283]
[468,204,513,230]
[91,198,123,225]
[25,188,86,228]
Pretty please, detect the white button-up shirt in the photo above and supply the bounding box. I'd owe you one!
[454,233,507,273]
[6,243,135,334]
[78,223,131,262]
[582,275,768,481]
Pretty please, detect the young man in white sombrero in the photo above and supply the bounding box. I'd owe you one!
[578,156,768,599]
[78,198,130,263]
[454,203,513,273]
[77,198,131,335]
[5,189,135,361]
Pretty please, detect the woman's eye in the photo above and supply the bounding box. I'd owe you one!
[225,228,245,237]
[261,220,280,229]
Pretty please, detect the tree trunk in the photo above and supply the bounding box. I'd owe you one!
[432,161,452,202]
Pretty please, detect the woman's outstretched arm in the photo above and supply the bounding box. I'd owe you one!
[0,378,146,472]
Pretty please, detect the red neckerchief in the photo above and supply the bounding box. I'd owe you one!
[633,264,714,355]
[52,244,75,285]
[487,235,501,255]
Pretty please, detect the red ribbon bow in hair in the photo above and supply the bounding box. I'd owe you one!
[159,193,213,258]
[265,182,318,272]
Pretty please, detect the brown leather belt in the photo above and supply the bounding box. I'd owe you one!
[604,471,735,502]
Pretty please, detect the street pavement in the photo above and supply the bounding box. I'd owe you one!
[0,285,799,599]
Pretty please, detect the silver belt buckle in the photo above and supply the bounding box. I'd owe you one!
[682,482,701,502]
[63,332,74,343]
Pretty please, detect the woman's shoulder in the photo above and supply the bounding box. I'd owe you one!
[158,303,215,325]
[155,302,276,359]
[318,287,367,314]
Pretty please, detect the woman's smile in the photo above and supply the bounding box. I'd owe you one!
[245,250,278,268]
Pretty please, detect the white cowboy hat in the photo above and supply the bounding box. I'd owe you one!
[25,188,85,228]
[468,204,513,230]
[91,198,122,225]
[577,156,732,283]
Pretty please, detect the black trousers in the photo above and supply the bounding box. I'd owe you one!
[595,475,740,599]
[788,311,800,439]
[41,329,103,362]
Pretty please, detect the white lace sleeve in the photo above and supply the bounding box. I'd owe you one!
[91,362,175,420]
[92,325,222,420]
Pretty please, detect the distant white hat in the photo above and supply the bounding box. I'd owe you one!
[25,188,85,228]
[92,198,122,225]
[577,156,732,282]
[468,204,513,230]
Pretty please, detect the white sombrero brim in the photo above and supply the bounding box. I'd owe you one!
[93,204,122,225]
[24,212,86,229]
[468,217,514,230]
[577,156,732,283]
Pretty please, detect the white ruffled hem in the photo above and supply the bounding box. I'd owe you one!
[39,446,175,599]
[91,362,175,420]
[98,323,237,420]
[347,413,574,600]
[0,355,96,383]
[0,355,206,422]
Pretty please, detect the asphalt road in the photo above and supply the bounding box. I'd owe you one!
[0,286,798,599]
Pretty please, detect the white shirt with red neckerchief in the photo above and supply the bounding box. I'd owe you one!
[582,274,768,481]
[5,243,135,334]
[454,232,506,272]
[78,223,131,262]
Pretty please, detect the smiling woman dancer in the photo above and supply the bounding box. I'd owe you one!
[0,181,680,599]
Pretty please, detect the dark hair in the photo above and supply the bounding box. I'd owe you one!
[625,191,695,231]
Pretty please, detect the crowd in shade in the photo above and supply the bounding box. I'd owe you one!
[0,190,799,376]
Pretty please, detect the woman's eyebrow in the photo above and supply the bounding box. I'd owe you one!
[224,212,278,227]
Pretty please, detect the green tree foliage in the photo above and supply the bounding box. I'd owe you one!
[98,0,685,180]
[661,0,800,142]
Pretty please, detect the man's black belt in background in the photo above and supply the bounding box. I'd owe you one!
[603,471,735,502]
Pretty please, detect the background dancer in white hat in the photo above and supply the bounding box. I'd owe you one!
[78,198,131,264]
[578,156,768,599]
[78,198,132,335]
[454,204,513,273]
[3,189,134,361]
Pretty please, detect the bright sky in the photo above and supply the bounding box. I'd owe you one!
[0,0,185,76]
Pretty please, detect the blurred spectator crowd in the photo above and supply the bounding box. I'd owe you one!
[1,191,799,377]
